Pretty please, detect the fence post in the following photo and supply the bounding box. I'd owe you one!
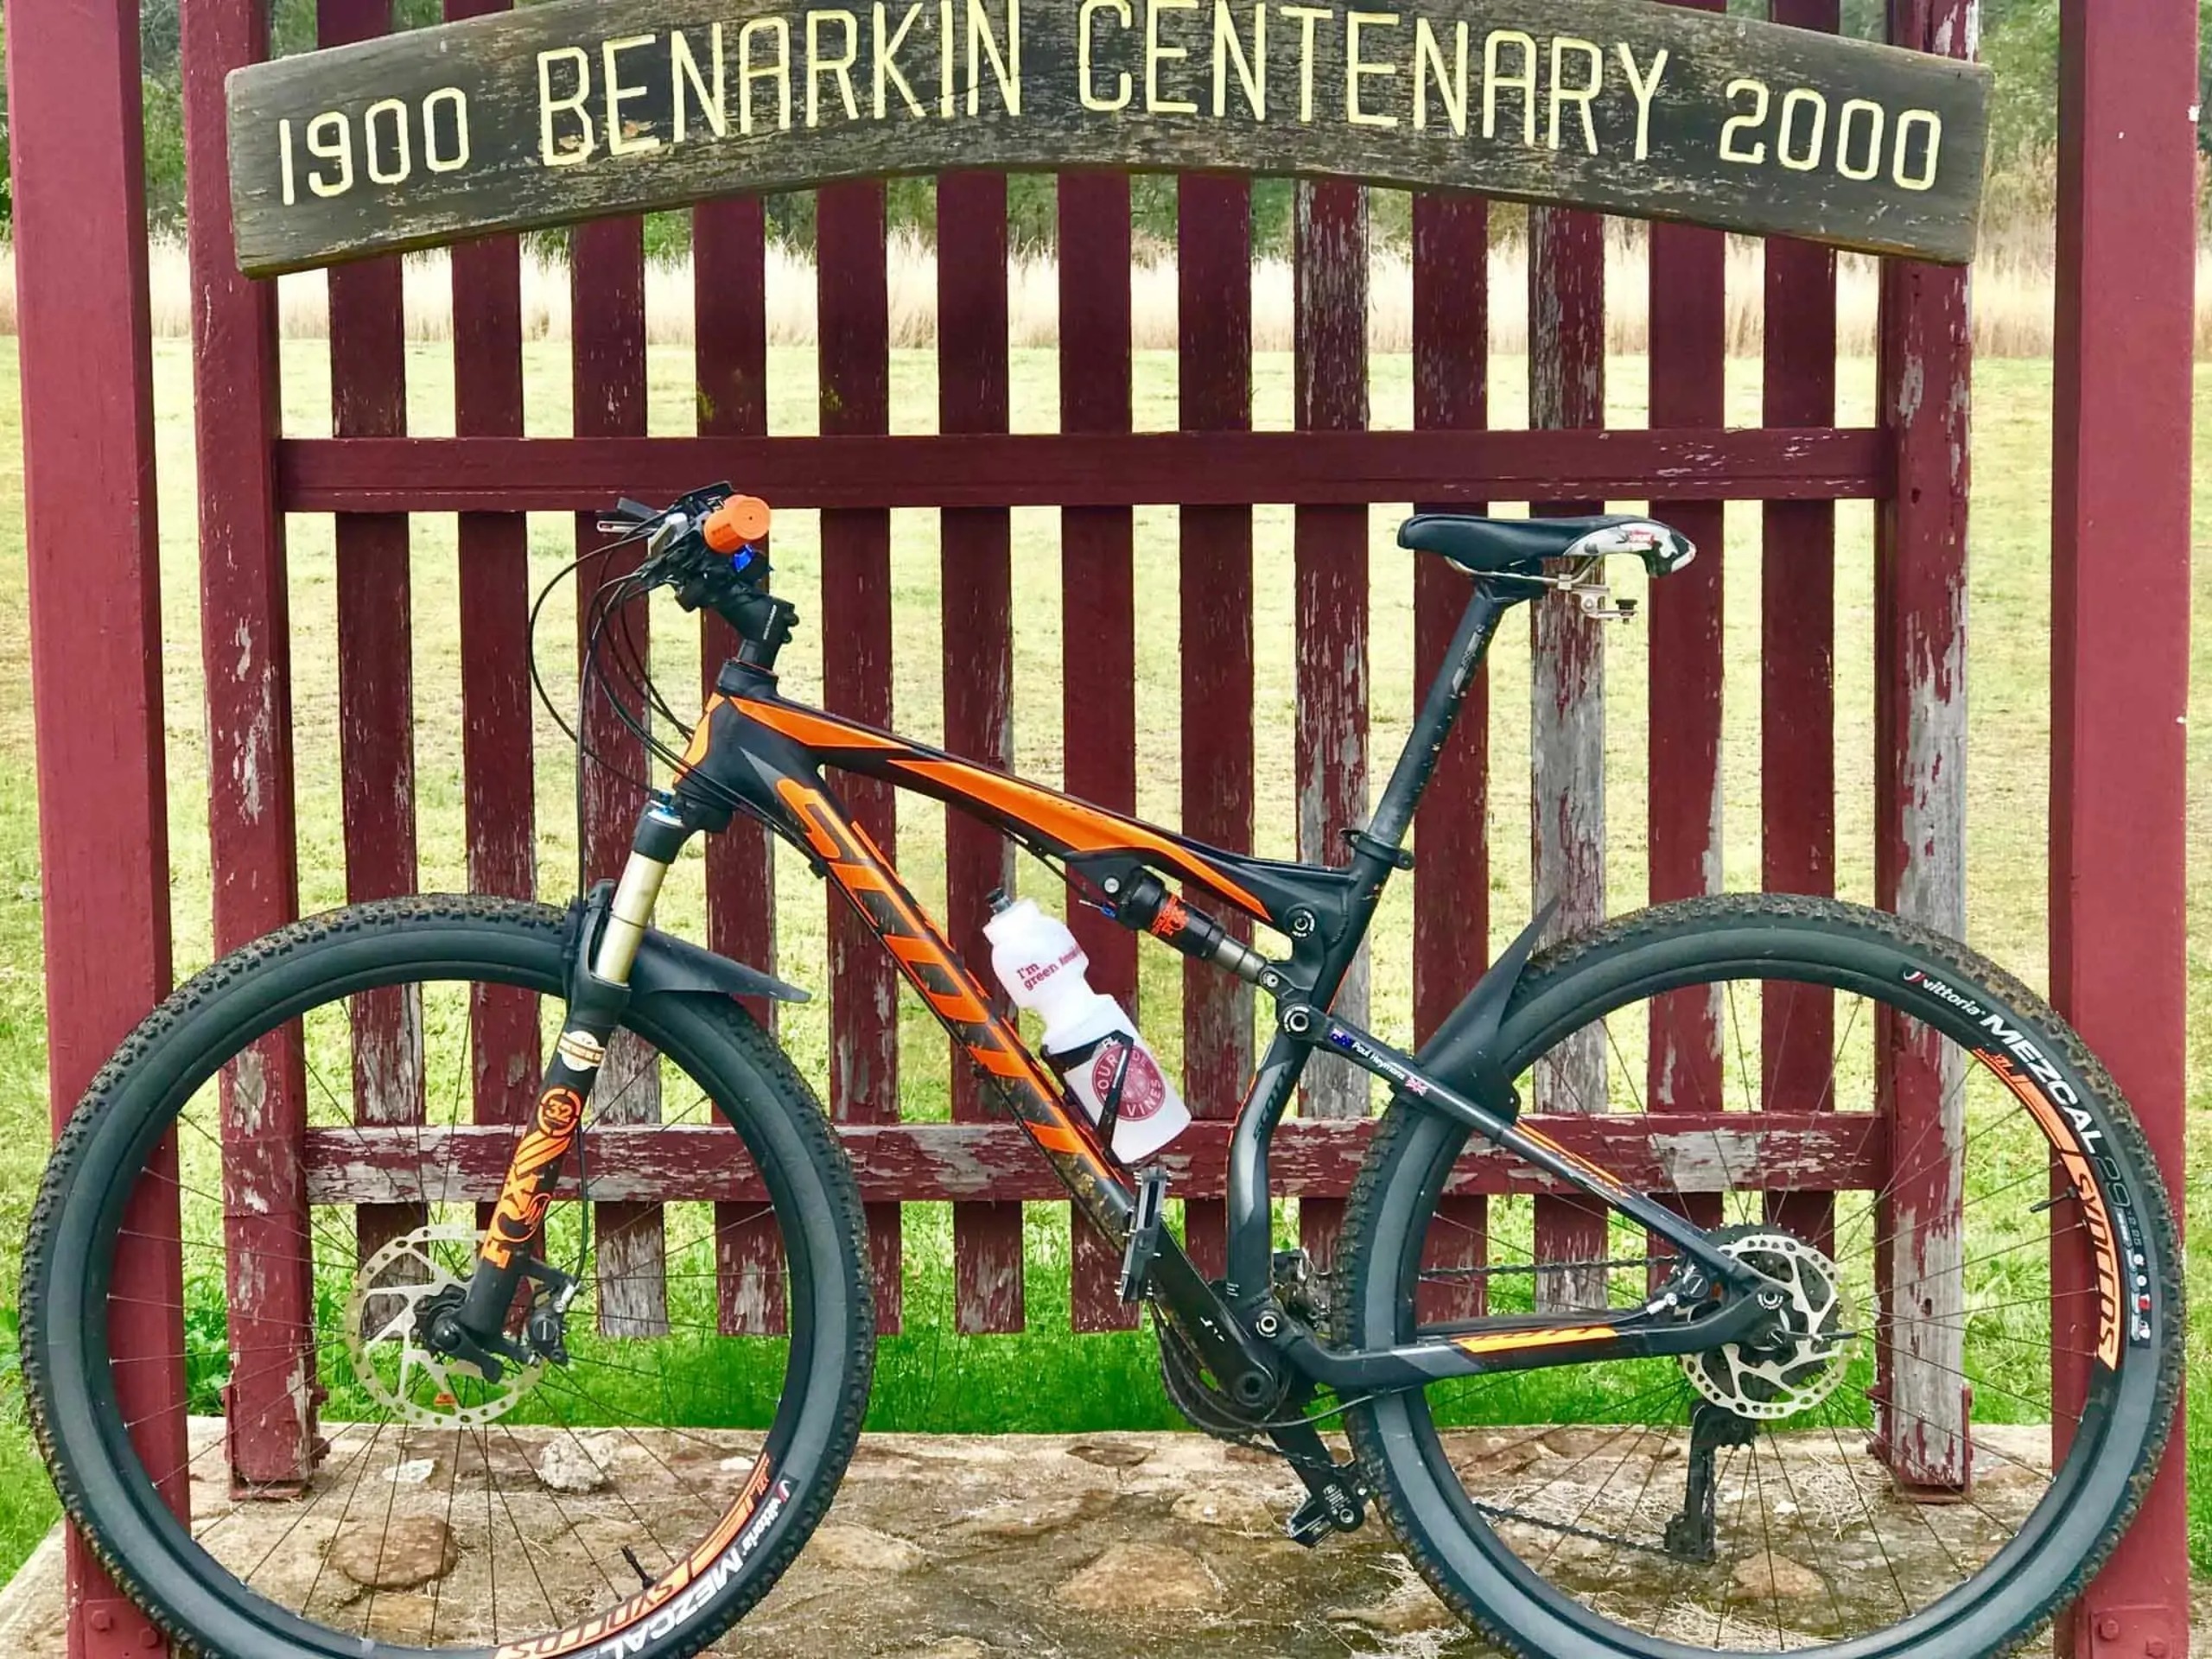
[2050,3,2196,1653]
[183,0,318,1496]
[1872,0,1973,1499]
[1177,174,1257,1283]
[1646,0,1731,1266]
[9,0,183,1650]
[1058,170,1142,1332]
[1293,178,1372,1274]
[1528,204,1610,1312]
[939,170,1025,1333]
[817,181,906,1332]
[695,190,785,1333]
[1410,188,1491,1319]
[1761,0,1842,1254]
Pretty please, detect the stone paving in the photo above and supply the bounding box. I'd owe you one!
[0,1425,2199,1657]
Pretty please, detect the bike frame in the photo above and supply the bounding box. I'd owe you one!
[467,569,1772,1412]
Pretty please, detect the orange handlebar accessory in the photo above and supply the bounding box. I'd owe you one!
[702,494,772,551]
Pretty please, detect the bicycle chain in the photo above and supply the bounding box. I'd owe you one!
[1153,1252,1670,1450]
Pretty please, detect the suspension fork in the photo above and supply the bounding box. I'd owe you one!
[448,798,691,1345]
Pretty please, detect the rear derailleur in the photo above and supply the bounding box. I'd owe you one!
[1156,1250,1367,1548]
[415,1254,582,1382]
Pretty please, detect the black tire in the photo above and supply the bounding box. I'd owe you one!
[1338,895,2182,1659]
[22,896,875,1659]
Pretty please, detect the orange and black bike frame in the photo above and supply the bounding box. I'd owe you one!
[459,569,1779,1406]
[563,573,1780,1406]
[454,551,1778,1409]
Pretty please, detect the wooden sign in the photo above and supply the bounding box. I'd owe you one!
[226,0,1990,276]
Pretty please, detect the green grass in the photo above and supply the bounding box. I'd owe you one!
[0,338,2209,1585]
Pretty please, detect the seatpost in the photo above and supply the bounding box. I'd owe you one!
[1364,582,1514,854]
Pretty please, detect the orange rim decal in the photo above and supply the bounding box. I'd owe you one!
[1972,1049,2124,1367]
[493,1457,782,1659]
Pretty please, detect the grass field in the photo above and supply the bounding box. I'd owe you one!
[0,335,2209,1588]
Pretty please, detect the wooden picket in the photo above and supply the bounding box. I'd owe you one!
[1176,172,1256,1286]
[939,169,1024,1334]
[1058,171,1142,1333]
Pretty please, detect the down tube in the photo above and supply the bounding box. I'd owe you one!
[770,775,1138,1243]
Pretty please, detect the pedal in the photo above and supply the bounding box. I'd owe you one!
[1116,1166,1171,1304]
[1271,1418,1366,1547]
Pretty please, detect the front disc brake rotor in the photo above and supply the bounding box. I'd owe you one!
[345,1224,544,1427]
[1680,1229,1857,1421]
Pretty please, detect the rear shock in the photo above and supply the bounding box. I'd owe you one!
[1108,870,1273,984]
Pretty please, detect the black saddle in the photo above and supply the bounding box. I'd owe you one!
[1398,513,1696,581]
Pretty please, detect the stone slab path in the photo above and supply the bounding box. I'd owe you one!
[0,1427,2202,1657]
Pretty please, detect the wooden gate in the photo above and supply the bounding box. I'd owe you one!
[7,0,2196,1655]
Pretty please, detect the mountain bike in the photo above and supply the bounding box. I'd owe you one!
[22,485,2180,1659]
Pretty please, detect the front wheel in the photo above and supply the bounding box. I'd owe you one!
[1338,895,2181,1659]
[22,896,874,1659]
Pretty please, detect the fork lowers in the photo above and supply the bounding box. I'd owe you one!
[446,798,690,1355]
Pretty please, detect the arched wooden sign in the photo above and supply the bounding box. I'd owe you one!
[226,0,1989,276]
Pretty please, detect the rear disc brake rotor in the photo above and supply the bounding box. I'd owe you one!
[1680,1229,1857,1421]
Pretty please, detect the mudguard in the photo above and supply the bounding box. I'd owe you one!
[1412,900,1556,1117]
[565,895,810,1005]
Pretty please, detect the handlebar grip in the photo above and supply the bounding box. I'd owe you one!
[702,495,772,552]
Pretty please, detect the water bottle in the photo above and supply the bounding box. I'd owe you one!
[982,893,1191,1164]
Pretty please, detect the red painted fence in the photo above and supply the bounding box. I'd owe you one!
[5,0,2194,1656]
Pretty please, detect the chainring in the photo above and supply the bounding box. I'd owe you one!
[346,1224,544,1427]
[1157,1316,1279,1442]
[1679,1227,1858,1421]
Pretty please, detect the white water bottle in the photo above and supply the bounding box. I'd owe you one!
[982,894,1191,1164]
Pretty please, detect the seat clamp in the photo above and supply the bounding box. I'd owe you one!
[1343,828,1414,871]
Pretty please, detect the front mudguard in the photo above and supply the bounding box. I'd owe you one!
[563,894,810,1008]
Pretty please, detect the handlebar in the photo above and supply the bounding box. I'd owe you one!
[601,483,796,667]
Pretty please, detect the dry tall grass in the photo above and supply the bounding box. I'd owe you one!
[0,230,2196,358]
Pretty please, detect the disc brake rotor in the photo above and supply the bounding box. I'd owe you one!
[346,1224,543,1427]
[1680,1229,1857,1421]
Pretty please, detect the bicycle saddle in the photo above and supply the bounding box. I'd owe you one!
[1399,512,1696,581]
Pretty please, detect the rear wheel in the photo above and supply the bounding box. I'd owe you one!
[1339,895,2180,1659]
[22,896,874,1659]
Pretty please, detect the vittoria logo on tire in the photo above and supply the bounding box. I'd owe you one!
[1905,967,2146,1364]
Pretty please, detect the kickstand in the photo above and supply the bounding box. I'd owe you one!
[1662,1402,1758,1563]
